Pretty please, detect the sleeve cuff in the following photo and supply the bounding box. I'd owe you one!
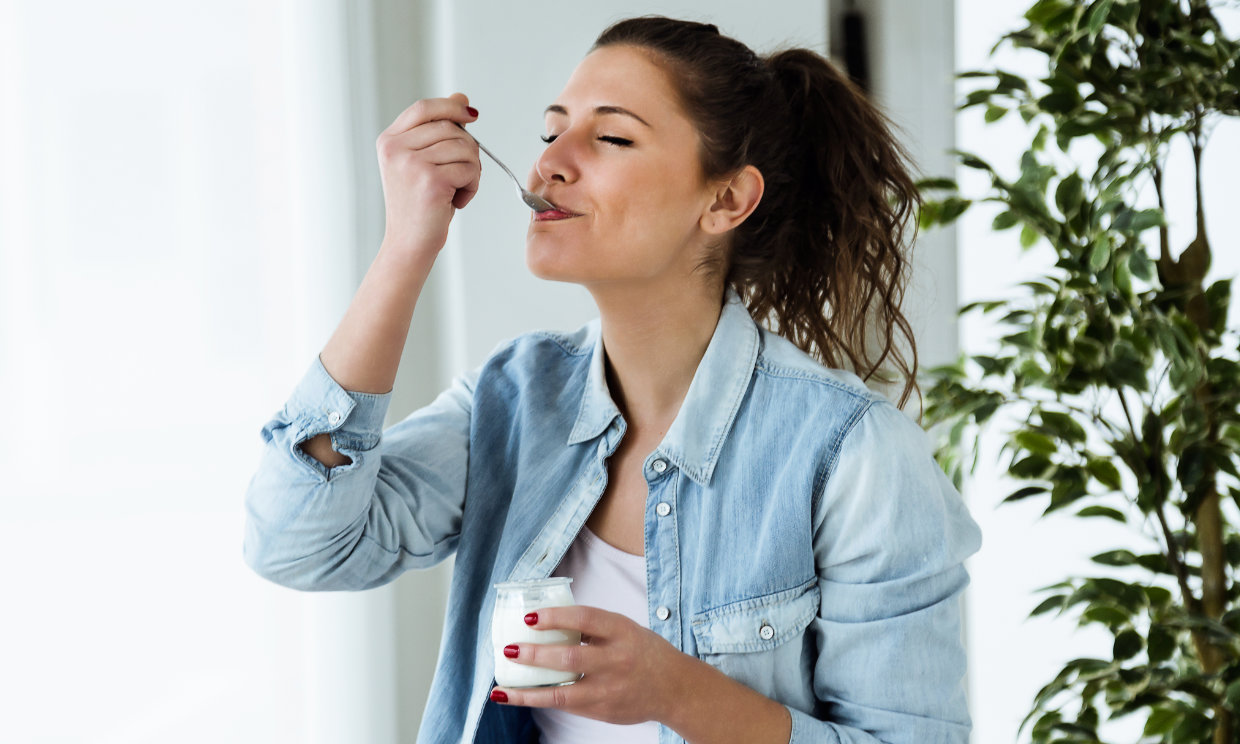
[787,706,842,744]
[286,356,393,452]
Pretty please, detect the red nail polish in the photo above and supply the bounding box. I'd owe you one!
[490,689,508,703]
[466,106,479,117]
[524,612,538,626]
[504,644,519,659]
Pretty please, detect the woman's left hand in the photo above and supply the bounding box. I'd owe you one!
[490,605,686,724]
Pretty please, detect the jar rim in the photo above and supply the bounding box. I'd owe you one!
[493,577,574,591]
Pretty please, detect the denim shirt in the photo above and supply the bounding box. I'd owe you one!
[244,290,982,744]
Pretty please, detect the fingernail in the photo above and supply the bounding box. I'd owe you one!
[503,644,519,659]
[524,612,538,626]
[466,106,479,117]
[490,689,508,703]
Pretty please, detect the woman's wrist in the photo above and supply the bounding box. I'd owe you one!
[658,652,792,744]
[376,235,440,274]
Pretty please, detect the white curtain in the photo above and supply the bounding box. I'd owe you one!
[0,1,402,741]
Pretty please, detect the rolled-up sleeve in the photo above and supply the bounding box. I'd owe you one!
[243,356,477,591]
[791,399,982,744]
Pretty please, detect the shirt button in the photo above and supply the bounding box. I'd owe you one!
[655,606,671,621]
[759,624,775,641]
[652,459,668,474]
[655,502,671,517]
[327,411,342,426]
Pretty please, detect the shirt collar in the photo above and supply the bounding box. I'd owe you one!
[567,287,761,486]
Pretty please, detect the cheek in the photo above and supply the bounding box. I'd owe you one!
[605,170,699,235]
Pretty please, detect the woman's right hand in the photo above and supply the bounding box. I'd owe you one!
[376,93,481,255]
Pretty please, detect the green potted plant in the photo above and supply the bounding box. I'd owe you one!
[917,0,1240,741]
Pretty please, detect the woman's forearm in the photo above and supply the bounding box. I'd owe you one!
[319,240,437,394]
[660,653,792,744]
[301,241,437,468]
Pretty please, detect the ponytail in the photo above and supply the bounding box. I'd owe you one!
[595,18,922,408]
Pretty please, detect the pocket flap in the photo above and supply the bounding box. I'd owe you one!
[691,579,820,654]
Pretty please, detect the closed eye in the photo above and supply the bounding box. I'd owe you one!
[539,134,633,147]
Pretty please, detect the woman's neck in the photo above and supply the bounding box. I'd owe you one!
[591,281,724,434]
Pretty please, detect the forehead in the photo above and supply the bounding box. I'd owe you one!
[552,45,687,123]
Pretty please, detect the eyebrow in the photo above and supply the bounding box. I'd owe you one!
[544,104,652,128]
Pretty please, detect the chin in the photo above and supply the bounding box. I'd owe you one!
[525,238,585,283]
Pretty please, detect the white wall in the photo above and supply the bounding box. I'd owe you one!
[841,0,960,374]
[0,1,393,741]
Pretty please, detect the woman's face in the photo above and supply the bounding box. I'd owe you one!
[525,45,721,289]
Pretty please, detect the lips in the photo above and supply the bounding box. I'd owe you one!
[533,207,580,221]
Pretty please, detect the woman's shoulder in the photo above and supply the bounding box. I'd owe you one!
[752,326,886,406]
[467,320,601,405]
[749,327,938,460]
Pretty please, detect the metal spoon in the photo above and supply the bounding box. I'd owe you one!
[458,126,556,212]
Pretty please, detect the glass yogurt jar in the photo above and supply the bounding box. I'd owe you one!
[492,577,581,688]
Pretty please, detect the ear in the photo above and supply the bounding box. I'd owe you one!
[700,165,764,235]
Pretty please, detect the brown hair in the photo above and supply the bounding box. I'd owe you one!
[595,17,922,407]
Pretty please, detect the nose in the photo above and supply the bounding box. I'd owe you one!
[528,131,579,192]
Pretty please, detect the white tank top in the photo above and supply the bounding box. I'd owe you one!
[531,526,660,743]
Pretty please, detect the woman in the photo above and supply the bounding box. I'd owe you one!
[245,16,981,744]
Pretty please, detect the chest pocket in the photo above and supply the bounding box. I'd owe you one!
[690,579,820,706]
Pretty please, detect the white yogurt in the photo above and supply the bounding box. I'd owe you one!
[492,578,582,688]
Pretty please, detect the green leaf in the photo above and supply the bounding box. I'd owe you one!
[1031,594,1066,617]
[1082,605,1130,628]
[1129,250,1155,281]
[1054,173,1084,219]
[992,211,1019,231]
[1087,457,1123,490]
[1114,254,1133,295]
[1136,553,1172,574]
[1016,430,1059,455]
[1128,208,1165,232]
[1025,0,1071,26]
[1033,125,1049,151]
[1092,549,1138,566]
[1039,411,1086,443]
[1011,455,1053,479]
[953,150,993,171]
[1148,624,1175,664]
[1144,586,1172,608]
[1020,224,1040,249]
[939,197,972,223]
[1144,707,1182,737]
[916,177,958,191]
[1112,628,1142,661]
[1171,711,1212,742]
[984,104,1007,123]
[1087,0,1114,40]
[1088,239,1110,272]
[1226,679,1240,710]
[1005,484,1049,502]
[1076,505,1126,522]
[1039,89,1080,114]
[1205,278,1232,335]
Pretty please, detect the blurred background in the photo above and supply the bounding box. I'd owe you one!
[0,0,1235,742]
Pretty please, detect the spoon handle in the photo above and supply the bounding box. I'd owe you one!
[459,127,521,188]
